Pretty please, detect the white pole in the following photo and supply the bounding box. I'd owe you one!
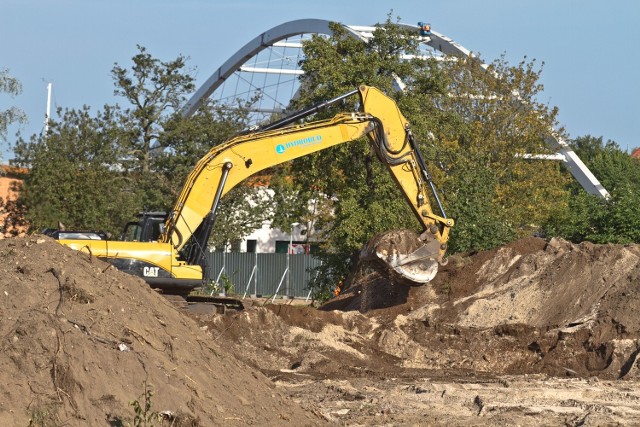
[272,268,288,303]
[242,265,257,299]
[254,251,258,297]
[44,82,52,136]
[286,227,292,297]
[287,222,300,298]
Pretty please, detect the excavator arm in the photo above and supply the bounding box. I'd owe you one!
[59,85,453,295]
[163,112,376,252]
[164,85,453,282]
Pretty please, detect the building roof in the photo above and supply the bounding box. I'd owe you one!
[1,165,28,177]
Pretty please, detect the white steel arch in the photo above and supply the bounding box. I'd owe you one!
[182,19,364,117]
[184,19,608,199]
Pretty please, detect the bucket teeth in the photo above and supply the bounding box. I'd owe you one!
[360,229,440,284]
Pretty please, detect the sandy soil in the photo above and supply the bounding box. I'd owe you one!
[2,235,640,425]
[202,236,640,425]
[0,237,319,426]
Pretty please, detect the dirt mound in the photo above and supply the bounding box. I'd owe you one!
[0,237,321,426]
[200,236,640,424]
[208,236,640,381]
[7,233,640,425]
[430,236,640,379]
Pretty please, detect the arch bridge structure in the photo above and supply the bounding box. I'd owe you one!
[183,19,608,199]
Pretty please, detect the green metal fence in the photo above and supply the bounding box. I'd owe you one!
[205,252,323,298]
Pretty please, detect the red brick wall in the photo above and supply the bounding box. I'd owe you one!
[0,165,27,237]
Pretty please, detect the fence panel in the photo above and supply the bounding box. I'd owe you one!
[256,253,287,296]
[289,255,322,297]
[205,252,322,298]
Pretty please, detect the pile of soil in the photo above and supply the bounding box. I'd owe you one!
[424,236,640,379]
[208,236,640,380]
[4,233,640,425]
[201,236,640,424]
[0,237,321,426]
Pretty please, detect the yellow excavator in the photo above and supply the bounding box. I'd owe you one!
[58,85,454,298]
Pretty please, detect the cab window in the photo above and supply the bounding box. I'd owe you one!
[121,223,142,241]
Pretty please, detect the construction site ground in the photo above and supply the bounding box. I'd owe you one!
[2,235,640,426]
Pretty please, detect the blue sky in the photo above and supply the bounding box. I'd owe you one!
[1,0,639,161]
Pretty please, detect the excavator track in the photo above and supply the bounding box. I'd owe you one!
[161,294,244,314]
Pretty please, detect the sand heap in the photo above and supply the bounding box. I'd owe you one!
[6,233,640,425]
[205,237,640,381]
[0,237,321,426]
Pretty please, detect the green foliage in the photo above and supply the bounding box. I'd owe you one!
[443,151,517,253]
[202,274,235,295]
[157,106,247,189]
[10,45,198,233]
[571,135,640,190]
[542,136,640,244]
[10,47,264,240]
[274,17,567,297]
[27,403,61,427]
[109,45,197,213]
[129,381,161,427]
[297,18,427,103]
[431,53,569,238]
[0,68,27,158]
[12,106,138,235]
[305,257,347,305]
[111,45,195,174]
[544,186,640,244]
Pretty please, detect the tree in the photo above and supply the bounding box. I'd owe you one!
[111,45,195,174]
[571,135,640,190]
[429,54,570,252]
[542,135,640,243]
[12,45,200,234]
[278,17,570,298]
[0,68,27,161]
[110,46,196,213]
[272,19,440,249]
[11,46,271,245]
[12,106,137,235]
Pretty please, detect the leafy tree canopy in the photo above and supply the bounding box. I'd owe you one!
[111,45,195,174]
[12,106,136,235]
[272,16,571,298]
[542,135,640,244]
[0,68,27,158]
[11,47,265,244]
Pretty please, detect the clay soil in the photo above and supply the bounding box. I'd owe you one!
[3,235,640,425]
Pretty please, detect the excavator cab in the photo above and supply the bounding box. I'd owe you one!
[120,212,167,242]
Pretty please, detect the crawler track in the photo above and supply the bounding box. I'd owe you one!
[162,294,244,314]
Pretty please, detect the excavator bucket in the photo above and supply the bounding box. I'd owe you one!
[360,229,442,284]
